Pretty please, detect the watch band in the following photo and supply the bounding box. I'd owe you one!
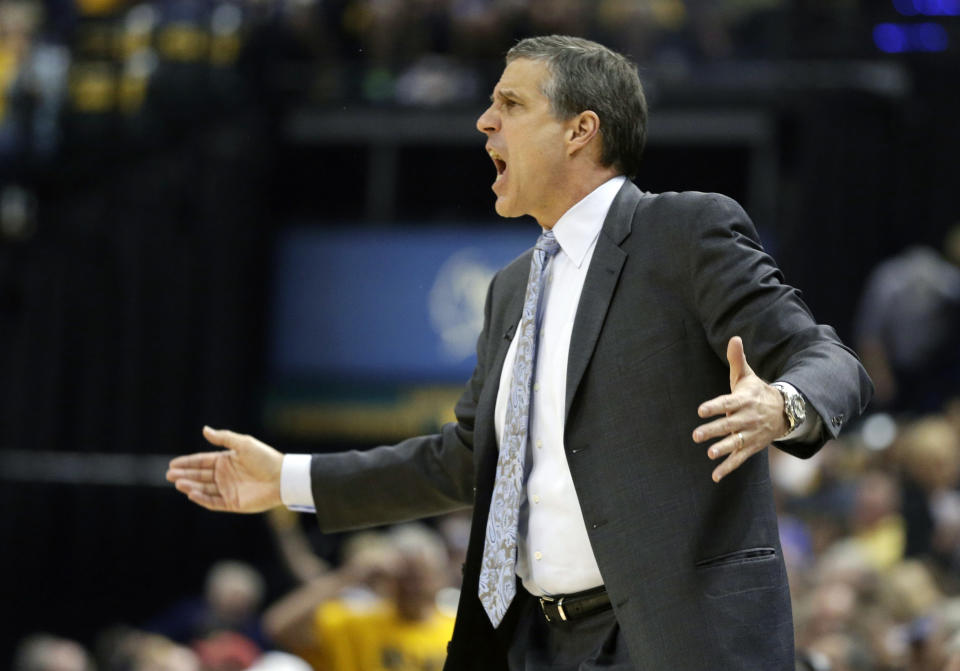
[772,382,807,440]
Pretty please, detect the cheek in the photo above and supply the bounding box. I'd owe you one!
[527,149,561,188]
[532,135,564,170]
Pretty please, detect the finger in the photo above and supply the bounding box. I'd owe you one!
[175,480,229,510]
[165,467,215,483]
[202,426,249,451]
[698,393,744,418]
[706,431,749,460]
[712,444,757,482]
[169,452,222,470]
[693,414,751,443]
[726,336,754,389]
[202,425,230,447]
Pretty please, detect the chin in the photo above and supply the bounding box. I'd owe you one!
[494,196,523,219]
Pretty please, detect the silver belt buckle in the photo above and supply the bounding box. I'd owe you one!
[539,595,567,623]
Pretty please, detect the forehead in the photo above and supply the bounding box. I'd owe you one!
[494,58,551,99]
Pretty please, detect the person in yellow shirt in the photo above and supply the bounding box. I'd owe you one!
[264,523,455,671]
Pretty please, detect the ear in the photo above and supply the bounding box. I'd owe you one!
[565,110,601,158]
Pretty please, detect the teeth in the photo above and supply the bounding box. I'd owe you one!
[487,147,506,176]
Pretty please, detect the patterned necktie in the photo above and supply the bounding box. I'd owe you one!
[479,229,561,627]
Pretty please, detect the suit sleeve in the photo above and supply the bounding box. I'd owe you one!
[306,273,498,532]
[683,193,873,458]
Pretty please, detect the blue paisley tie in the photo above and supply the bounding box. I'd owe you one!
[479,229,561,627]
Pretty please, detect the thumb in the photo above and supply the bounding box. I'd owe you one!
[202,426,247,451]
[726,336,754,389]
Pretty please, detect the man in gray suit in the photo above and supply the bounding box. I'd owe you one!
[168,36,872,670]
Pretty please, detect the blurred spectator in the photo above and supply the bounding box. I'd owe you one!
[848,469,906,571]
[263,525,402,668]
[526,0,593,38]
[895,416,960,568]
[192,631,261,671]
[263,523,455,671]
[268,507,331,585]
[435,510,471,589]
[880,560,943,625]
[394,54,479,106]
[95,628,200,671]
[146,560,267,650]
[805,631,874,671]
[13,634,95,671]
[854,226,960,413]
[0,0,69,169]
[940,616,960,671]
[246,651,314,671]
[0,2,40,154]
[803,577,860,642]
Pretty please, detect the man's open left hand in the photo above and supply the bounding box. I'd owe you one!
[692,336,787,483]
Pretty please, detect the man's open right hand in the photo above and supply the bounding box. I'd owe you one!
[166,426,283,513]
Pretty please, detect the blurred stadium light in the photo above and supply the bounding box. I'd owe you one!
[893,0,960,16]
[874,21,950,52]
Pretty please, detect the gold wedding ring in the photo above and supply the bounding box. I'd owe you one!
[736,432,744,449]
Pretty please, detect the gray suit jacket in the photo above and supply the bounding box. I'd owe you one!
[309,180,873,670]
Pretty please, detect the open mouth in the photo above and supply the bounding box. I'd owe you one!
[487,147,507,177]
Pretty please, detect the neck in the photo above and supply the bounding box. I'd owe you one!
[536,167,621,230]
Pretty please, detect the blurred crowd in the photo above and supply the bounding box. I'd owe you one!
[779,402,960,671]
[12,510,470,671]
[1,0,890,173]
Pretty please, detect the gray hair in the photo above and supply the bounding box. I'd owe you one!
[506,35,647,179]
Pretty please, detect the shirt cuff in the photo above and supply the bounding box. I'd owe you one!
[773,381,823,443]
[280,454,316,513]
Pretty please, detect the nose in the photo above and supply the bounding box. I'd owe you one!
[476,104,499,135]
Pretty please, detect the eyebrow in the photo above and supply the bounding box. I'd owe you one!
[490,88,521,103]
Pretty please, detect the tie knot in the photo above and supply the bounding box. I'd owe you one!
[536,230,561,258]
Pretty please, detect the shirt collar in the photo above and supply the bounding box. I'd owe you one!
[549,175,627,269]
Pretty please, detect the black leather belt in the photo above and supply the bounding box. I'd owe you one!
[538,585,610,623]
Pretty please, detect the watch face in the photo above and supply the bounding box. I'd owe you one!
[787,394,806,424]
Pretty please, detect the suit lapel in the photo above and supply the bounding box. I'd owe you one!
[564,181,644,421]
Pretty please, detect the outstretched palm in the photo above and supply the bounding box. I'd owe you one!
[167,426,283,513]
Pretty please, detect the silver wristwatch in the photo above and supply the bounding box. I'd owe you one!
[771,382,806,439]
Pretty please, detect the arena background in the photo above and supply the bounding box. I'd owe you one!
[1,0,959,667]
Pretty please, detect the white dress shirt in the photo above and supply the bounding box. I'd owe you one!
[279,175,821,594]
[493,175,626,596]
